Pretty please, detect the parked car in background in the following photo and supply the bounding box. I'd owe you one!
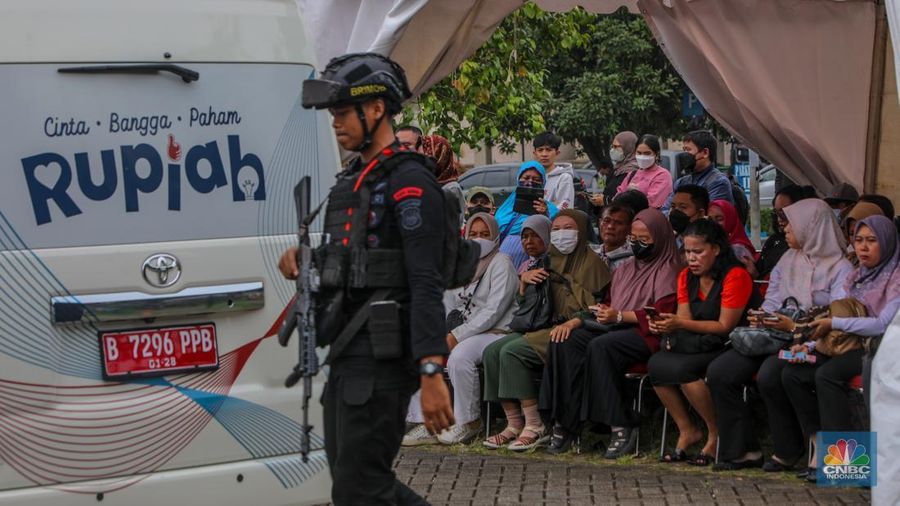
[458,163,520,206]
[759,164,777,208]
[581,149,683,182]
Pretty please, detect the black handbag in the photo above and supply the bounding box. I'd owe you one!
[509,268,554,333]
[446,273,486,333]
[662,330,726,354]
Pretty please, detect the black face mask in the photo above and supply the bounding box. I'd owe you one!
[675,151,697,175]
[631,241,654,260]
[467,205,491,217]
[668,209,691,234]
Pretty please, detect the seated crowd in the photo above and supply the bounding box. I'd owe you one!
[399,127,900,479]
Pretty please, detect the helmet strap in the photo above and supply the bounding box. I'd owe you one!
[352,102,386,152]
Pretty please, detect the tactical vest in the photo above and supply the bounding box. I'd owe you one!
[317,145,423,291]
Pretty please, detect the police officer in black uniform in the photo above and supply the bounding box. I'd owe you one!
[278,53,453,505]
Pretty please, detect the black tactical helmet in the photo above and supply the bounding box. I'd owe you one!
[302,52,412,115]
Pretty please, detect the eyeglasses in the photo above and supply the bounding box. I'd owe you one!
[627,235,651,246]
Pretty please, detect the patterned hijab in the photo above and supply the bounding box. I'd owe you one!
[845,215,900,315]
[610,209,684,311]
[421,134,460,184]
[778,199,850,308]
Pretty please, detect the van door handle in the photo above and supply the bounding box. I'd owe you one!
[51,282,263,325]
[59,64,200,83]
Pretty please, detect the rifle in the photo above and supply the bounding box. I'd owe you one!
[278,176,322,463]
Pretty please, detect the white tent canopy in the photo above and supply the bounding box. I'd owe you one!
[297,0,885,194]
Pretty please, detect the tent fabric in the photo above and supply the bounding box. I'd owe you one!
[890,0,900,106]
[639,0,876,193]
[297,0,877,193]
[297,1,638,95]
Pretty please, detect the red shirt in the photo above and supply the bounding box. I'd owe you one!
[677,267,752,309]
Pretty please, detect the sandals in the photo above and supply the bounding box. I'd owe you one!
[545,425,576,455]
[508,425,550,452]
[603,427,637,459]
[482,426,521,449]
[659,448,691,463]
[687,452,716,467]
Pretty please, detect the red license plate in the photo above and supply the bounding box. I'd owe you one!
[100,323,219,379]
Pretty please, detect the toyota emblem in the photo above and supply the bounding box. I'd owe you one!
[142,254,182,288]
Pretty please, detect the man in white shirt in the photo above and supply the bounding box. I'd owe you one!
[532,131,574,211]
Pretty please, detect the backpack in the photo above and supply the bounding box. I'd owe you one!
[377,150,479,289]
[442,185,480,289]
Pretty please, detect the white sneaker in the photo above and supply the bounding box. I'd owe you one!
[437,421,482,445]
[402,424,438,446]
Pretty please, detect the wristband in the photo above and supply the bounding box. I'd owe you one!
[615,311,623,324]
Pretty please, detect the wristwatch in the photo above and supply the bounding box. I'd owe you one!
[419,361,443,377]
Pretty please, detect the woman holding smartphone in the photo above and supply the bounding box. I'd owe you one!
[540,209,683,457]
[647,219,758,466]
[706,198,851,472]
[495,161,558,268]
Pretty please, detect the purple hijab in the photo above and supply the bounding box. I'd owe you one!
[844,215,900,315]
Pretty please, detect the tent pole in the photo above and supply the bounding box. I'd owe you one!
[865,1,888,194]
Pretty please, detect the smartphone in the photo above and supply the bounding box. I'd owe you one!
[643,306,659,320]
[778,349,817,363]
[513,186,544,215]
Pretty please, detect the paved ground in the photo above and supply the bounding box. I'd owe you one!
[393,448,871,506]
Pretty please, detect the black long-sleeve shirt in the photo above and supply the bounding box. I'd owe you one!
[340,153,448,362]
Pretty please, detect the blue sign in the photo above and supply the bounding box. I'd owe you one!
[682,91,704,117]
[817,431,877,487]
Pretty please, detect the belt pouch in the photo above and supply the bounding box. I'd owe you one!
[368,300,402,360]
[318,244,348,289]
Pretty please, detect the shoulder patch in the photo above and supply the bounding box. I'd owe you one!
[393,186,424,202]
[397,199,423,231]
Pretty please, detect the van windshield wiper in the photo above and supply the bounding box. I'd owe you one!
[58,64,199,83]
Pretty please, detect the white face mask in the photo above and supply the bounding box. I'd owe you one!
[550,229,579,255]
[609,148,625,164]
[473,238,496,259]
[636,154,656,169]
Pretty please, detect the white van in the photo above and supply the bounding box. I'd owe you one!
[0,1,335,504]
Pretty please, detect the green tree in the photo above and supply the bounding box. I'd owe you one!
[402,3,704,164]
[400,2,561,155]
[546,13,687,166]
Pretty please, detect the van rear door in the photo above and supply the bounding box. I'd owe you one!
[0,62,334,493]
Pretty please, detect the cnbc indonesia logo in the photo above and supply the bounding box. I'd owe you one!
[821,438,871,482]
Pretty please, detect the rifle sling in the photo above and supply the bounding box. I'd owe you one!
[324,288,391,364]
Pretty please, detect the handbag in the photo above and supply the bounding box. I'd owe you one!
[445,274,487,333]
[813,298,867,357]
[662,329,726,354]
[730,297,808,357]
[509,262,554,333]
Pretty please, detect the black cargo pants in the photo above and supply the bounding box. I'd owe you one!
[323,353,428,506]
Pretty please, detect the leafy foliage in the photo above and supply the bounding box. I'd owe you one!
[401,3,717,163]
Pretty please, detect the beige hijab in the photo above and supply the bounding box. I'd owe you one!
[465,212,500,281]
[779,199,850,308]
